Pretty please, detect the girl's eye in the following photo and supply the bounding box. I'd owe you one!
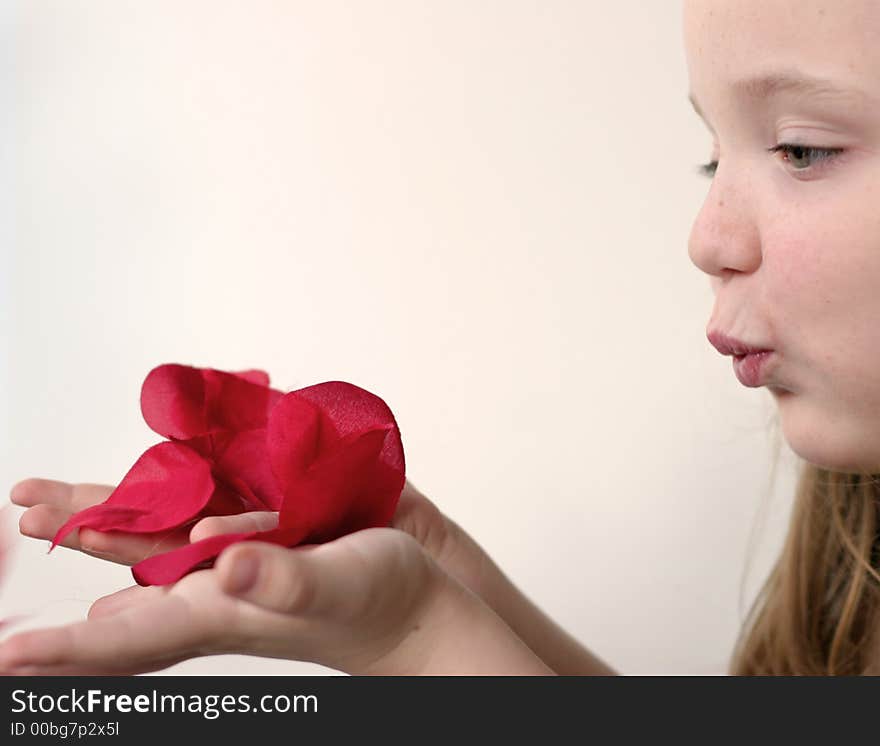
[696,160,718,178]
[767,143,844,172]
[695,144,845,179]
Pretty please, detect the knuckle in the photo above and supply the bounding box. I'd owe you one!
[78,528,110,554]
[2,634,34,666]
[7,631,65,667]
[87,599,108,619]
[78,533,121,561]
[395,498,451,561]
[274,556,316,615]
[249,511,279,531]
[203,602,247,653]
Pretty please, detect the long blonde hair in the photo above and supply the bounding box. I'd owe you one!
[729,450,880,675]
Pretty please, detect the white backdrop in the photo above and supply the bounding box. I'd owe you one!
[2,1,798,675]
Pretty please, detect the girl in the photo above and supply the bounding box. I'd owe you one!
[4,0,880,675]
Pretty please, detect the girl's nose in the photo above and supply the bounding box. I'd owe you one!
[688,168,762,285]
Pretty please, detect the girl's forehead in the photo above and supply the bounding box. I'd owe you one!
[683,0,880,107]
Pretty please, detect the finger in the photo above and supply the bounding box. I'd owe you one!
[391,481,433,530]
[216,540,344,616]
[390,482,451,559]
[19,504,76,542]
[0,591,210,675]
[190,511,279,543]
[10,479,113,512]
[88,585,169,620]
[19,504,191,565]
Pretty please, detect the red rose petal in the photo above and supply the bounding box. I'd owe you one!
[208,429,284,512]
[178,430,282,513]
[131,524,309,586]
[232,369,271,387]
[140,364,283,440]
[50,441,215,550]
[201,478,254,517]
[130,381,405,587]
[291,380,405,446]
[279,426,402,541]
[268,382,405,539]
[60,370,406,588]
[265,392,324,475]
[288,381,406,492]
[50,505,152,551]
[268,381,405,474]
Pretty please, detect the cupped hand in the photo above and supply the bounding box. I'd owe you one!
[9,477,496,601]
[10,479,192,563]
[0,523,460,675]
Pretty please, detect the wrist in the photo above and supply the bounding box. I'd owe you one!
[441,536,618,676]
[357,570,554,676]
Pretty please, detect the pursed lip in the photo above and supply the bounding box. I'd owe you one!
[706,330,774,357]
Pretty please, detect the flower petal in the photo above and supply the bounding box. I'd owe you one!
[130,381,405,586]
[268,381,405,477]
[280,427,402,541]
[268,382,406,540]
[292,380,406,446]
[131,525,308,586]
[266,392,324,477]
[180,431,282,513]
[208,429,284,512]
[140,364,283,440]
[232,369,271,387]
[49,441,215,550]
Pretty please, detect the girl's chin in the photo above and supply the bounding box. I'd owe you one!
[768,385,794,397]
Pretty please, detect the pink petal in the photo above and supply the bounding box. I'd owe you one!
[268,382,405,540]
[280,426,402,541]
[131,525,309,586]
[176,430,282,513]
[296,381,406,488]
[201,478,255,516]
[50,505,152,551]
[265,392,324,476]
[110,375,406,587]
[293,380,406,447]
[49,441,215,550]
[140,364,283,440]
[207,429,284,512]
[232,369,271,387]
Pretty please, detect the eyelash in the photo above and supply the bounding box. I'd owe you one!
[696,143,845,178]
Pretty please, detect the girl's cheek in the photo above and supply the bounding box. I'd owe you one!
[760,229,817,298]
[763,196,851,290]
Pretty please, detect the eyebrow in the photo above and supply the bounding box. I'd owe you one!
[688,70,870,121]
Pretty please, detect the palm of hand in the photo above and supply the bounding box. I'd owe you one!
[3,479,451,675]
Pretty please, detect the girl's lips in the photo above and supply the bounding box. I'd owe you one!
[732,351,775,388]
[707,330,773,357]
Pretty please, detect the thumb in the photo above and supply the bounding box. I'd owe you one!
[215,540,357,617]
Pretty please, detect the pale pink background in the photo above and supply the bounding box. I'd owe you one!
[1,1,796,675]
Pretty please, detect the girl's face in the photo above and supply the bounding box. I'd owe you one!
[684,0,880,472]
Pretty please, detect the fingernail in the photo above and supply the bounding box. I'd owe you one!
[224,555,259,594]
